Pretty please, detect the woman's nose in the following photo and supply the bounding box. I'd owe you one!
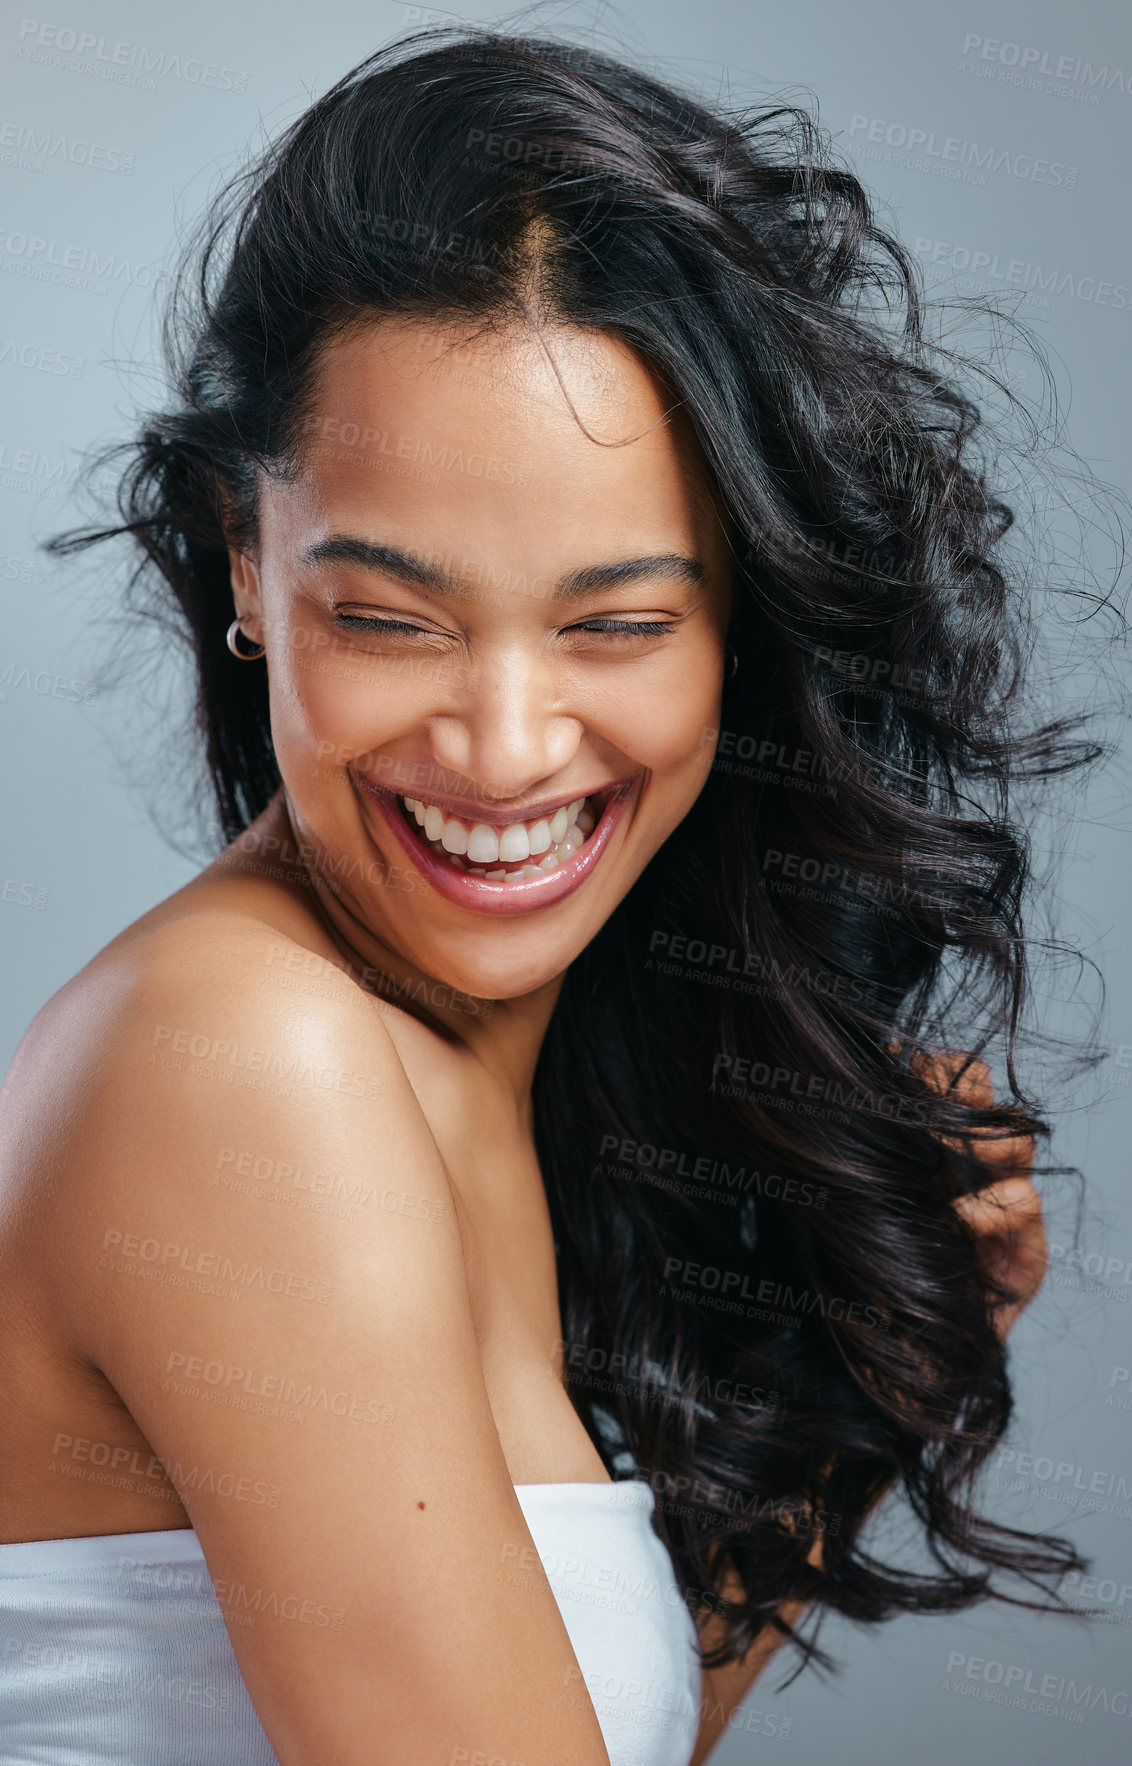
[424,649,583,802]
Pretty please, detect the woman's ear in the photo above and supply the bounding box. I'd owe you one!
[218,488,257,597]
[219,490,263,625]
[226,545,266,652]
[227,542,260,609]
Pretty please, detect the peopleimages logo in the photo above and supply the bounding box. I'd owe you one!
[943,1651,1132,1720]
[847,114,1078,188]
[14,20,248,94]
[0,227,170,295]
[711,1054,931,1124]
[0,444,67,497]
[986,1446,1132,1521]
[960,33,1132,99]
[596,1131,829,1208]
[0,119,134,174]
[1048,1237,1132,1297]
[0,334,85,376]
[915,236,1129,311]
[647,930,879,1006]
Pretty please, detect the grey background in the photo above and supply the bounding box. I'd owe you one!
[1,1,1130,1760]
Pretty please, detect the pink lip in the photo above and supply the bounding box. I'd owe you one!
[356,775,640,916]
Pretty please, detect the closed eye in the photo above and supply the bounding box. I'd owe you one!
[334,613,441,637]
[334,613,677,639]
[568,619,676,638]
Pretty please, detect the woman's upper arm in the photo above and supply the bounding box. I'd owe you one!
[40,919,612,1766]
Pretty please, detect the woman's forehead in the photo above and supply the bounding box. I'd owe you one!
[305,314,674,437]
[267,318,726,570]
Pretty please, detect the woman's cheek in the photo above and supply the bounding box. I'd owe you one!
[279,634,392,743]
[610,645,723,774]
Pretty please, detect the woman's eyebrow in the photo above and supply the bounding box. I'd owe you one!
[301,534,705,599]
[557,554,705,596]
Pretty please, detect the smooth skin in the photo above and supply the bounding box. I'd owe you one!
[0,317,1047,1766]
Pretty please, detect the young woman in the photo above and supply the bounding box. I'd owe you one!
[0,26,1089,1766]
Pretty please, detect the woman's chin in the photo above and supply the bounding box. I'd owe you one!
[381,945,565,1013]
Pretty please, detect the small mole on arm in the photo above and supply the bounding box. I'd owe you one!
[417,1500,425,1509]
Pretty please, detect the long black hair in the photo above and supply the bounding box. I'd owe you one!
[46,24,1113,1680]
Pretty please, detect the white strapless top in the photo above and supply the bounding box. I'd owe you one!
[0,1479,702,1766]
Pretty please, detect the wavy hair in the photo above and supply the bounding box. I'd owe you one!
[46,25,1109,1679]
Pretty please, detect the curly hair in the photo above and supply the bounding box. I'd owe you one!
[46,24,1109,1681]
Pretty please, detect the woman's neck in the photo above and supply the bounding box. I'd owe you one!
[254,788,567,1112]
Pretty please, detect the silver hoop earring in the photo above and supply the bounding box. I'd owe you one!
[727,647,740,679]
[226,617,266,661]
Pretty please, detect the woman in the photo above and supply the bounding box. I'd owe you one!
[0,26,1091,1766]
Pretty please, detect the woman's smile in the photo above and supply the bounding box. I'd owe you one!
[356,770,642,914]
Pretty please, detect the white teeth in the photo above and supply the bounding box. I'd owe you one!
[466,823,500,863]
[498,822,531,863]
[399,791,600,883]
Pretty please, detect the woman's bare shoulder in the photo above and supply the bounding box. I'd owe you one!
[0,899,472,1394]
[0,904,423,1233]
[12,890,375,1049]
